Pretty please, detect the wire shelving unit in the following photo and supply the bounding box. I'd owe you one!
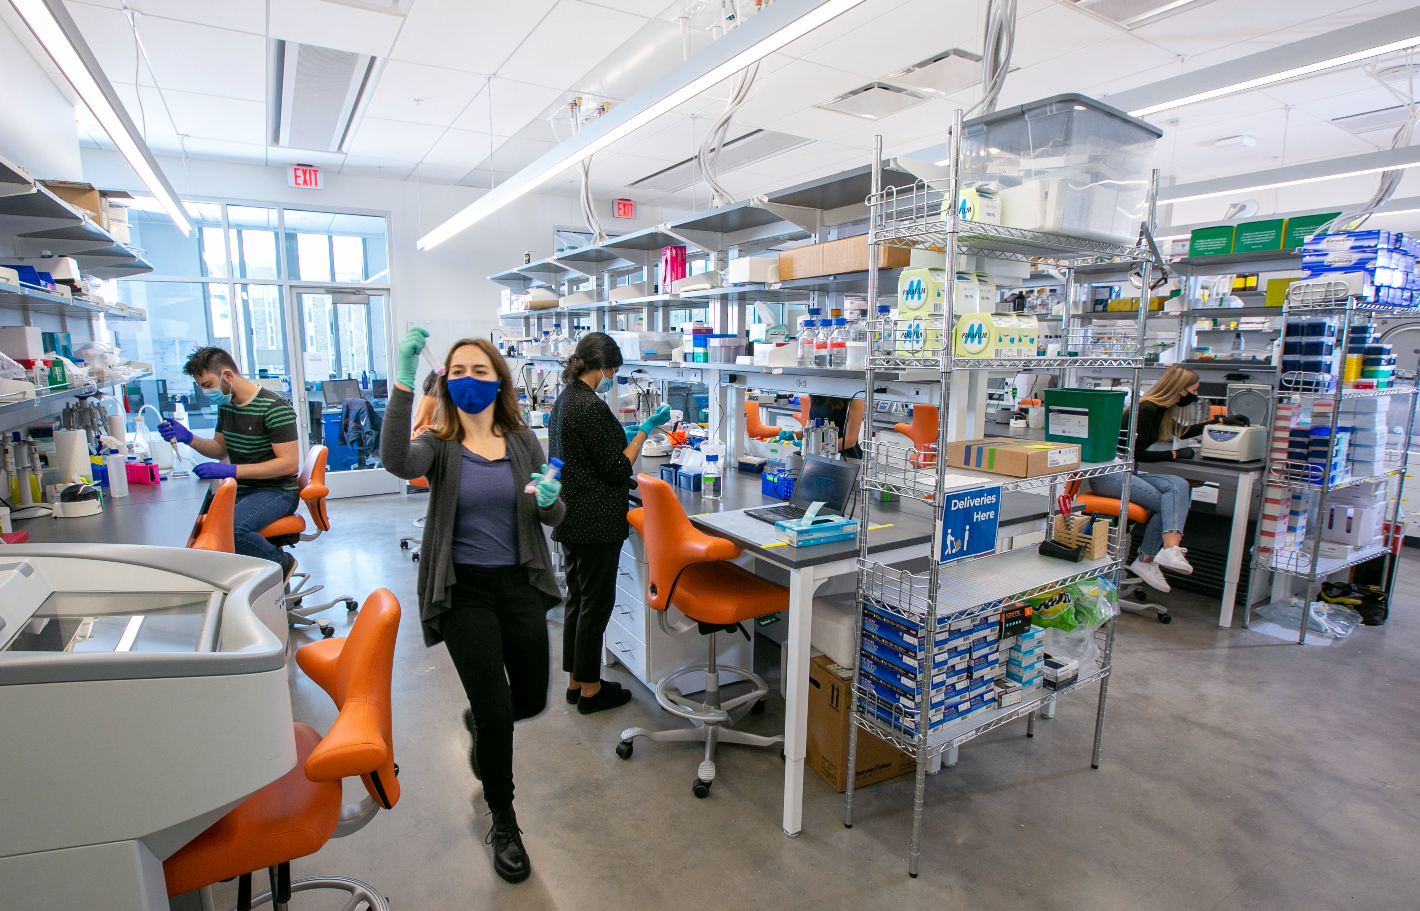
[844,110,1164,876]
[1245,280,1418,642]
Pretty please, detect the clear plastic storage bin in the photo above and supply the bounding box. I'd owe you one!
[960,94,1163,245]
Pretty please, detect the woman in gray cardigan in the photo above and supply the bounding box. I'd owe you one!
[381,329,563,885]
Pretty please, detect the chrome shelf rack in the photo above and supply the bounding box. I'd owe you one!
[844,110,1163,877]
[1244,283,1418,641]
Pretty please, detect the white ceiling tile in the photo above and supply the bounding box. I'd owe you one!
[266,147,347,169]
[608,116,700,161]
[497,0,648,90]
[423,128,500,169]
[797,0,976,79]
[65,0,124,9]
[409,163,475,184]
[996,36,1178,110]
[732,60,865,129]
[365,61,489,127]
[585,152,675,187]
[65,2,142,84]
[340,156,419,180]
[775,0,917,62]
[112,83,180,143]
[179,136,268,164]
[390,0,558,76]
[127,0,266,35]
[743,141,863,180]
[344,117,446,162]
[269,0,404,58]
[135,16,268,101]
[1010,3,1122,70]
[580,0,673,17]
[160,89,266,144]
[761,108,859,142]
[452,79,564,139]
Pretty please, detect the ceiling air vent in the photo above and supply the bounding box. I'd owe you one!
[1066,0,1216,29]
[271,40,384,153]
[630,130,811,193]
[1333,105,1414,136]
[816,83,928,121]
[885,49,982,97]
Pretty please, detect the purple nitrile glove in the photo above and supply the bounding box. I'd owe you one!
[193,462,237,480]
[159,420,193,445]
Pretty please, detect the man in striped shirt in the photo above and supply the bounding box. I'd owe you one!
[160,347,301,577]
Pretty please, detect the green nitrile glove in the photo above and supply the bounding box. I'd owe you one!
[776,429,796,442]
[396,327,429,389]
[637,403,672,436]
[530,464,561,508]
[625,427,640,443]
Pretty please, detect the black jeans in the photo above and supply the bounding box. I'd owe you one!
[442,565,550,811]
[562,541,622,684]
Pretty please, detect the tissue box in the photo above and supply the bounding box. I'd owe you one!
[0,326,45,361]
[724,257,779,284]
[775,511,859,547]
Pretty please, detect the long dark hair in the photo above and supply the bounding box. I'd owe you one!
[432,338,526,440]
[562,331,624,384]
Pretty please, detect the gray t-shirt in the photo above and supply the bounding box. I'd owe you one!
[452,448,518,567]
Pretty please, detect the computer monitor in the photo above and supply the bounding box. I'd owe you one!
[788,455,860,516]
[321,379,362,405]
[371,379,388,399]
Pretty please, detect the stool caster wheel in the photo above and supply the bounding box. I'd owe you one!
[1159,613,1172,624]
[692,778,711,799]
[780,749,786,763]
[320,624,335,639]
[751,699,766,715]
[615,741,633,760]
[342,598,358,612]
[411,553,420,564]
[1132,590,1148,603]
[399,539,411,551]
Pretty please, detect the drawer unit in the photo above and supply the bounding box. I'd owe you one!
[612,581,648,629]
[604,616,648,680]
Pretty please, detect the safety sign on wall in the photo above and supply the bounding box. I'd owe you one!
[939,484,1001,564]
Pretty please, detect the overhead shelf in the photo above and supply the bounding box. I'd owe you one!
[0,280,146,322]
[1171,250,1303,276]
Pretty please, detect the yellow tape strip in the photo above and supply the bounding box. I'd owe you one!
[867,523,895,530]
[761,541,789,547]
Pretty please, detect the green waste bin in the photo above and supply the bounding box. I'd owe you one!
[1042,388,1127,463]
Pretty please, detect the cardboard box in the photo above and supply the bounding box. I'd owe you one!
[778,235,910,280]
[808,655,916,793]
[41,180,105,227]
[0,326,45,361]
[945,439,1081,478]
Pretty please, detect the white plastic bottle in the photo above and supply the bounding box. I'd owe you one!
[829,318,848,368]
[702,453,722,499]
[813,322,831,368]
[876,304,895,357]
[798,319,817,367]
[171,397,191,464]
[106,449,129,498]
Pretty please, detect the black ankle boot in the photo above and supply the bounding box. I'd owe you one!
[462,709,481,781]
[486,806,530,883]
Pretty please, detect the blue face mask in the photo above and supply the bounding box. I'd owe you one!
[595,374,614,394]
[447,375,501,415]
[203,376,232,407]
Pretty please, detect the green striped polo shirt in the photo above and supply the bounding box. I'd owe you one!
[216,387,299,490]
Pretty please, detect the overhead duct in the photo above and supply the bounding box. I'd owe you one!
[631,130,811,192]
[816,83,929,120]
[1067,0,1216,29]
[885,48,982,97]
[271,40,383,153]
[1334,105,1415,136]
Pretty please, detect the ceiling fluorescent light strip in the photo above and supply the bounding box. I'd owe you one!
[1166,163,1418,205]
[417,0,867,251]
[1130,33,1420,117]
[9,0,192,234]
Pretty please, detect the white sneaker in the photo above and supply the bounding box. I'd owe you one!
[1153,546,1194,575]
[1130,557,1170,593]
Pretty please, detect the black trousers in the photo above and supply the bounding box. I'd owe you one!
[561,541,622,684]
[442,564,550,811]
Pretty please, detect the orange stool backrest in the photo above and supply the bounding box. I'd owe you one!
[298,445,332,533]
[794,395,810,429]
[893,405,938,465]
[630,474,740,611]
[296,588,402,808]
[189,478,237,553]
[745,401,779,440]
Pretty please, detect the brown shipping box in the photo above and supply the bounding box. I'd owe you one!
[779,235,911,280]
[41,181,105,228]
[944,440,1081,478]
[807,654,916,793]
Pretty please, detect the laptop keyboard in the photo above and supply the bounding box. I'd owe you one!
[758,504,807,520]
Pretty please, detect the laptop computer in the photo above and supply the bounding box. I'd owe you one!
[322,378,362,405]
[745,455,860,525]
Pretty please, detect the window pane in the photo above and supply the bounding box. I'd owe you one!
[332,235,365,282]
[208,283,233,351]
[337,303,370,376]
[200,226,228,277]
[242,285,288,377]
[302,293,335,371]
[227,207,281,279]
[296,234,332,282]
[111,281,216,387]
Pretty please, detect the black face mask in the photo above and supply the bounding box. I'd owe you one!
[1177,392,1198,406]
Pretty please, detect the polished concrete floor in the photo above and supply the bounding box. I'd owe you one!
[215,491,1420,911]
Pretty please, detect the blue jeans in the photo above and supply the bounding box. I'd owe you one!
[233,487,301,564]
[1089,472,1190,558]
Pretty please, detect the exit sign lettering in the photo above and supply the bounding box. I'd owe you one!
[288,165,323,189]
[614,198,634,219]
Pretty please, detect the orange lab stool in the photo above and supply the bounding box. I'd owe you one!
[745,400,780,440]
[894,404,938,466]
[615,474,786,797]
[163,589,402,910]
[187,478,237,553]
[260,446,357,637]
[1068,478,1169,623]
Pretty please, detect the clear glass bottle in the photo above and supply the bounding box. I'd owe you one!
[829,317,848,368]
[702,453,722,499]
[1231,332,1245,358]
[847,312,868,369]
[813,321,831,368]
[798,319,817,367]
[876,304,895,357]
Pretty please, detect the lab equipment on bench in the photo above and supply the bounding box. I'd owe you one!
[0,544,290,911]
[1200,424,1267,461]
[744,455,859,525]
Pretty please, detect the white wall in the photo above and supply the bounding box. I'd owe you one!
[0,13,82,180]
[79,149,689,358]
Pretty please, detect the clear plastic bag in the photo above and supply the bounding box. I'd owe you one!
[1254,596,1362,640]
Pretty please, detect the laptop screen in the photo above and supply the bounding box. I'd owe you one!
[789,455,860,515]
[322,379,362,405]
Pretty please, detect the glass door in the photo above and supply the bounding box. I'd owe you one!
[295,289,389,473]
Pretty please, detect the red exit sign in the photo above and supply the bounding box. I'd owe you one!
[614,198,634,219]
[288,164,323,189]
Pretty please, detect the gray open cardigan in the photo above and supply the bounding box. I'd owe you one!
[381,386,564,647]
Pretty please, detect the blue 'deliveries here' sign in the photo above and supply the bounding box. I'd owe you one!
[939,484,1001,564]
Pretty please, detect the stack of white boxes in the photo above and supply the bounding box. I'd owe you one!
[957,615,1000,722]
[1003,626,1045,691]
[1340,397,1392,480]
[1320,479,1387,558]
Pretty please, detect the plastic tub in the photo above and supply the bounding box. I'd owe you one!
[960,94,1163,245]
[1042,388,1127,462]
